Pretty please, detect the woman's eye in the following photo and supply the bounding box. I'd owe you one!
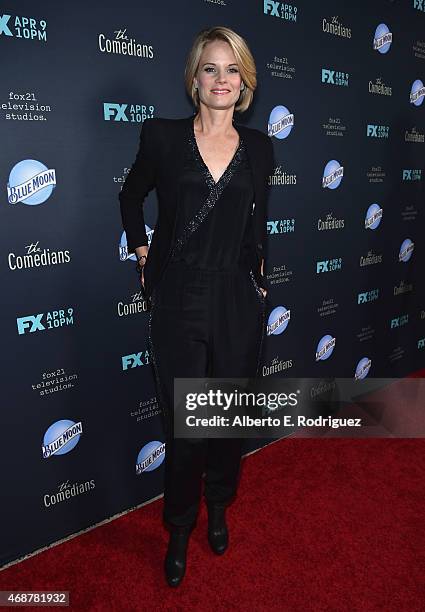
[204,66,239,73]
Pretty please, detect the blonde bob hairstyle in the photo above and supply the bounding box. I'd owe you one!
[184,26,257,113]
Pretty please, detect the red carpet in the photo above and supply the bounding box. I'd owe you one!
[1,437,424,611]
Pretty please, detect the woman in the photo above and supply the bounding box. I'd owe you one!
[119,26,274,587]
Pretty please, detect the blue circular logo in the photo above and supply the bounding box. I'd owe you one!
[399,238,414,262]
[316,334,336,361]
[322,160,343,189]
[410,80,424,107]
[365,203,383,230]
[373,23,392,54]
[266,306,291,336]
[42,419,82,458]
[268,105,294,139]
[355,357,371,380]
[8,159,56,205]
[136,440,165,474]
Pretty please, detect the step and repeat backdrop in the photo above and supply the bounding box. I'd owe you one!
[1,0,424,567]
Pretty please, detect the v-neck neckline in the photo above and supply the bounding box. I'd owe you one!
[191,116,242,187]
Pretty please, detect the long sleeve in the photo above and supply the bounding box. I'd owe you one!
[260,135,274,264]
[256,135,275,291]
[119,118,156,253]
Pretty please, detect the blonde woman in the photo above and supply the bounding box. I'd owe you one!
[119,26,274,587]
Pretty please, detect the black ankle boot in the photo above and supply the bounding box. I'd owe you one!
[207,503,228,555]
[164,523,194,587]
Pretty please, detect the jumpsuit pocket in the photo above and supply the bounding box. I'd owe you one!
[249,269,267,305]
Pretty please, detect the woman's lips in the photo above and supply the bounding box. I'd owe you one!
[211,89,230,95]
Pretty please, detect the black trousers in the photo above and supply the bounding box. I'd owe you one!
[148,259,266,527]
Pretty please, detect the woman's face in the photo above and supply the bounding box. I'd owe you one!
[194,40,243,111]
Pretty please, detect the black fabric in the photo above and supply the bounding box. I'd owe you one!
[171,131,256,271]
[149,260,266,526]
[118,115,274,300]
[147,130,268,527]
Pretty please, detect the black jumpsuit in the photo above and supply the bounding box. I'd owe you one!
[148,124,267,527]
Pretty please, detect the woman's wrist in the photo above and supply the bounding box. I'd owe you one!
[136,253,147,274]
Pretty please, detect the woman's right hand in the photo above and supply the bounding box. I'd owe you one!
[135,247,149,292]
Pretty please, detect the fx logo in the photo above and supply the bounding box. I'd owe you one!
[263,0,281,16]
[0,14,12,36]
[402,169,412,180]
[122,352,148,370]
[358,290,379,304]
[418,338,425,349]
[316,260,329,273]
[267,220,280,234]
[367,125,378,137]
[322,69,335,84]
[104,103,128,121]
[17,314,44,335]
[390,315,408,329]
[413,0,424,11]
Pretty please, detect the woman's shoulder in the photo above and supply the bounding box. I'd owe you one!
[237,122,271,148]
[236,122,274,171]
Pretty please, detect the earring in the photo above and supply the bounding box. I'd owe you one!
[194,84,198,90]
